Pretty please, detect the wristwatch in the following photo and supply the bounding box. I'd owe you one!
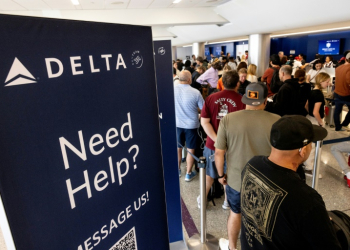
[218,173,225,179]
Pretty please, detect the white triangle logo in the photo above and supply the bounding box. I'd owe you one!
[4,58,37,87]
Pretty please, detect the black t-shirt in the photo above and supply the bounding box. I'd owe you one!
[308,89,325,118]
[238,80,251,95]
[185,66,194,74]
[191,71,202,90]
[240,156,341,250]
[299,82,311,116]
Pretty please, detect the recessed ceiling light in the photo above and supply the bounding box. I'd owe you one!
[173,0,182,3]
[71,0,80,5]
[271,26,350,37]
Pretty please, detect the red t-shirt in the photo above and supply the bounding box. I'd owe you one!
[201,90,245,150]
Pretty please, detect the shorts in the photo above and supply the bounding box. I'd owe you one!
[226,185,241,214]
[203,146,227,179]
[177,127,198,150]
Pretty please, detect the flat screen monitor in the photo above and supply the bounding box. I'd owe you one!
[318,39,340,55]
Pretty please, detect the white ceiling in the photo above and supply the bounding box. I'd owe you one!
[0,0,231,10]
[0,0,350,46]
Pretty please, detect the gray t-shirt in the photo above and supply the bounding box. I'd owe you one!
[215,110,280,191]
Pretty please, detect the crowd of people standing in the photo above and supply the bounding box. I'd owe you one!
[173,49,350,250]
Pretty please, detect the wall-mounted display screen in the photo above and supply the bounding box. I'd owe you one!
[318,39,340,55]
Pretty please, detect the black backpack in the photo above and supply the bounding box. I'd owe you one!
[207,178,224,206]
[270,67,284,94]
[328,210,350,250]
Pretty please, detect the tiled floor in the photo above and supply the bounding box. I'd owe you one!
[180,124,350,250]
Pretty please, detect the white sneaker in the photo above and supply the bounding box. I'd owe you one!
[304,169,322,179]
[222,200,230,210]
[219,238,229,250]
[197,195,208,209]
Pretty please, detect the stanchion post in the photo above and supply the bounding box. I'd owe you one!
[187,156,219,250]
[198,156,207,244]
[312,140,323,190]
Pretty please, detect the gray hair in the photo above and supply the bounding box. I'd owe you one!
[280,65,292,76]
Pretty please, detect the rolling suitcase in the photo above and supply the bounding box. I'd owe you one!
[325,99,342,128]
[325,103,336,128]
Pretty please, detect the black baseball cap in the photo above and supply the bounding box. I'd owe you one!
[270,115,328,150]
[241,82,268,106]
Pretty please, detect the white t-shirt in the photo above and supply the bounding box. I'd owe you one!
[307,69,326,83]
[324,62,334,68]
[292,60,302,76]
[247,74,257,83]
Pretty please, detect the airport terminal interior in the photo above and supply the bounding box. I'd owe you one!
[0,0,350,250]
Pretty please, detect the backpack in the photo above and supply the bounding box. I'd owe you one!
[270,67,284,94]
[207,178,224,206]
[328,210,350,250]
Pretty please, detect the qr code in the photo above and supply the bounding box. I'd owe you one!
[109,227,138,250]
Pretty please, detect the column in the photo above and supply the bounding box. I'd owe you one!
[248,34,271,77]
[192,42,205,58]
[172,46,177,61]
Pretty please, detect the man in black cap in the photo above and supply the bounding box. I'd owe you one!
[215,83,280,250]
[240,115,341,250]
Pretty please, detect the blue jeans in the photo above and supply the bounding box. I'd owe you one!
[334,93,350,130]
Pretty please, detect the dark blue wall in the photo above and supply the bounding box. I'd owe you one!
[271,30,350,62]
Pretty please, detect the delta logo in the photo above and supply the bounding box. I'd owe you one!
[4,58,37,87]
[4,51,143,87]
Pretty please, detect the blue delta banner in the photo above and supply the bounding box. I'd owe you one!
[153,40,183,243]
[0,14,169,249]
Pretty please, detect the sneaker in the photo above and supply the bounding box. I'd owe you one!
[304,169,313,177]
[336,128,347,131]
[179,169,181,177]
[304,170,322,179]
[222,200,230,210]
[185,171,197,182]
[197,195,208,209]
[219,238,233,250]
[181,157,186,163]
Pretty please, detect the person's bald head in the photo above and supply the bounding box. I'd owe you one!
[179,70,192,85]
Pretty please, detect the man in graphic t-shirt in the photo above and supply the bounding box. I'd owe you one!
[240,116,341,250]
[199,70,245,210]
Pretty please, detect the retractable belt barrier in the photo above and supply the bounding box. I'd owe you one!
[178,143,219,250]
[313,136,350,190]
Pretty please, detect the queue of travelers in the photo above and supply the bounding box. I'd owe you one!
[173,49,350,250]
